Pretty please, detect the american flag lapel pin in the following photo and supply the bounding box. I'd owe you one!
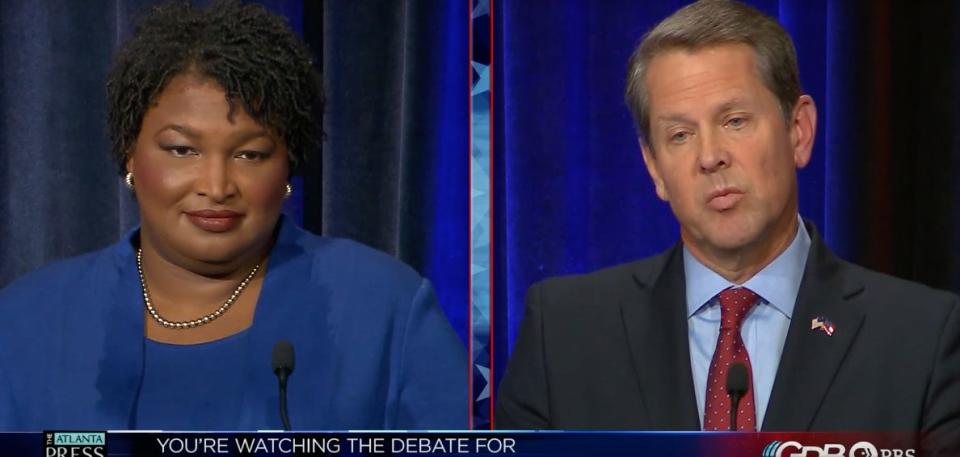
[811,316,835,336]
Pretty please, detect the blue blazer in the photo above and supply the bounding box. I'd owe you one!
[0,218,467,430]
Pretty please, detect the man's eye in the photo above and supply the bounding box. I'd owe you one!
[726,117,747,129]
[671,131,690,143]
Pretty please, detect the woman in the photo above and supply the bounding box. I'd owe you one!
[0,0,465,430]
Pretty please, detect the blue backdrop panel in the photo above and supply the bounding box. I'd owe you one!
[492,0,960,399]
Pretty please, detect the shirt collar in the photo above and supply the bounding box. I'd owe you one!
[683,216,811,319]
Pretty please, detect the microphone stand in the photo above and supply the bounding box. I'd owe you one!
[276,368,292,431]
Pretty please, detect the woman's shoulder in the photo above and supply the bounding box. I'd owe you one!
[0,243,124,308]
[269,226,439,329]
[279,224,425,289]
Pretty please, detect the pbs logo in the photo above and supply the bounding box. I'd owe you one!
[765,440,914,457]
[848,442,914,457]
[849,442,878,457]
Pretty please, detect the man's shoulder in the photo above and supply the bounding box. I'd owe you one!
[529,246,677,310]
[838,259,958,317]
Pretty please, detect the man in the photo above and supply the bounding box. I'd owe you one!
[495,0,960,446]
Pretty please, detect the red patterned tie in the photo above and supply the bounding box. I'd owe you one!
[703,287,758,431]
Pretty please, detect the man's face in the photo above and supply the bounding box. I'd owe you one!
[640,44,815,264]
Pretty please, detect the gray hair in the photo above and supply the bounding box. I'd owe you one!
[625,0,801,144]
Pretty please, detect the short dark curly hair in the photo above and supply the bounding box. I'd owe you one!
[107,0,322,175]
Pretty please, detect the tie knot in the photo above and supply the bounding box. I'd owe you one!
[717,287,758,330]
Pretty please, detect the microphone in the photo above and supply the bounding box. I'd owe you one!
[271,340,295,431]
[726,363,749,431]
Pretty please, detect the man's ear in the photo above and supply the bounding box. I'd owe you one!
[790,95,816,169]
[640,140,669,201]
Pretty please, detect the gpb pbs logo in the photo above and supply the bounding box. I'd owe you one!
[762,440,915,457]
[43,432,106,457]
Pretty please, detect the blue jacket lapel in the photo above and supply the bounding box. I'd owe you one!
[91,233,145,428]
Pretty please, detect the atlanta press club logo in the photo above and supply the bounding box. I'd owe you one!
[43,431,106,457]
[762,440,915,457]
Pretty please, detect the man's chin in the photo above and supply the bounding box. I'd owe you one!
[687,212,753,239]
[684,223,762,258]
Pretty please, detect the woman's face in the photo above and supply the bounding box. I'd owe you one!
[127,73,289,269]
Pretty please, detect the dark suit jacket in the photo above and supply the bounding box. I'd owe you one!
[496,224,960,446]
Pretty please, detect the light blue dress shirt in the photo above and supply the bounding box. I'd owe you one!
[684,218,810,430]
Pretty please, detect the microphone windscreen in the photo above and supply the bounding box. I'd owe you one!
[726,362,749,395]
[272,340,295,374]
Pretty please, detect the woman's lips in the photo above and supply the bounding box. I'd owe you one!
[184,210,242,233]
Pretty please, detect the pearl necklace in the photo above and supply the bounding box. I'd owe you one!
[136,248,261,329]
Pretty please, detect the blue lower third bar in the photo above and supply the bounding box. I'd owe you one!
[0,431,931,457]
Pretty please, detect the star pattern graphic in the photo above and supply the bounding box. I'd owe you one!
[470,0,492,430]
[475,364,490,402]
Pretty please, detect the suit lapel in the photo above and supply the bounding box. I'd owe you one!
[620,245,701,430]
[763,224,865,430]
[87,237,145,428]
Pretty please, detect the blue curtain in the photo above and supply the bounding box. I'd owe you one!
[0,0,150,283]
[0,0,469,344]
[318,0,470,344]
[492,0,960,395]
